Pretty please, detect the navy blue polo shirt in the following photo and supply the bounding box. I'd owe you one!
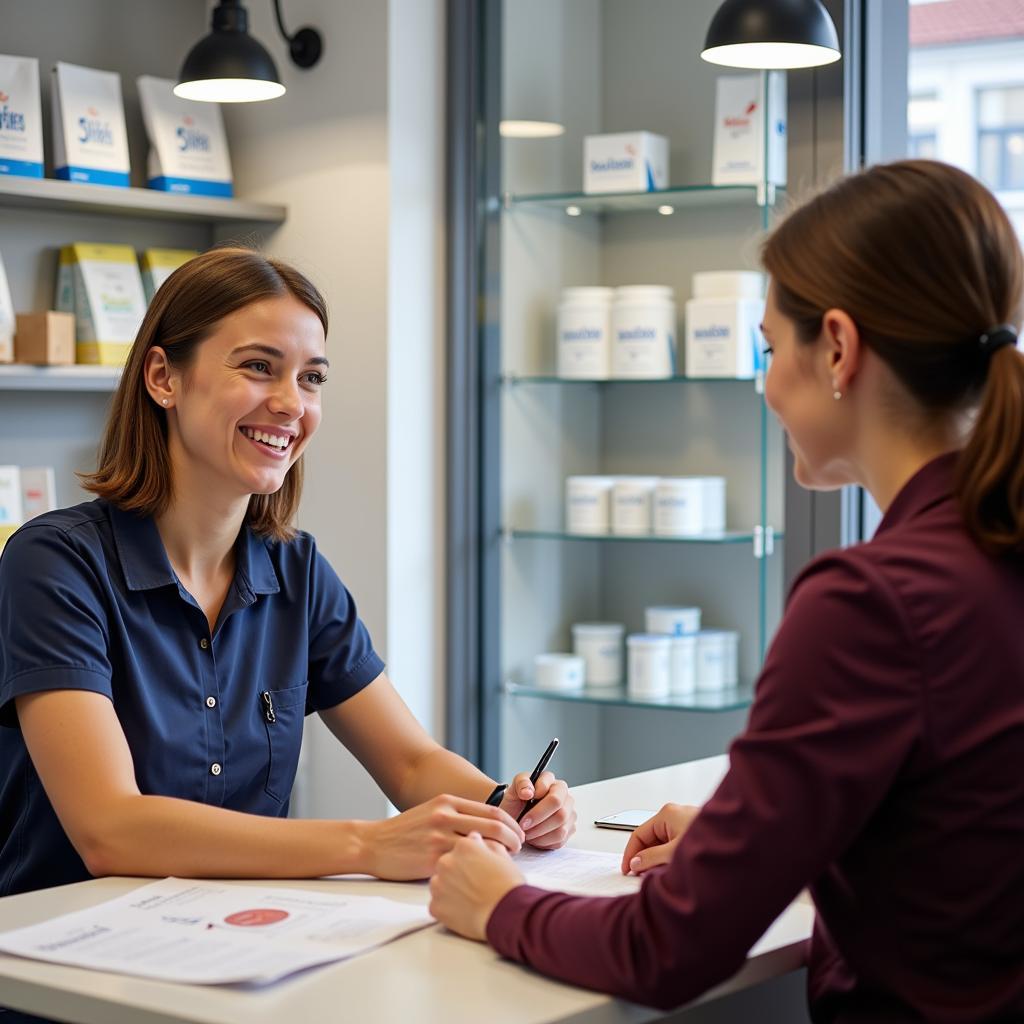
[0,499,384,896]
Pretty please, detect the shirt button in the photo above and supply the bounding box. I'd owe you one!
[210,763,222,776]
[199,638,210,650]
[205,696,217,709]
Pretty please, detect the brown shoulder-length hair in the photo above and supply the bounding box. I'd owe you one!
[81,246,328,542]
[763,159,1024,556]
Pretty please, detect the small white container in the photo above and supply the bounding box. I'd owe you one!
[692,271,765,301]
[685,296,765,379]
[534,653,586,693]
[572,622,625,687]
[557,286,614,379]
[611,285,676,379]
[566,476,615,535]
[612,476,659,535]
[696,629,739,691]
[669,634,698,696]
[654,477,726,536]
[627,634,672,699]
[645,605,701,636]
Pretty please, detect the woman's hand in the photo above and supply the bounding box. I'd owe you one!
[429,832,526,940]
[362,795,524,880]
[620,803,701,875]
[500,770,577,850]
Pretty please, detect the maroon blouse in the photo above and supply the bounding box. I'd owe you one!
[488,453,1024,1021]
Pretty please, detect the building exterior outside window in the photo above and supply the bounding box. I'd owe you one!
[909,0,1024,234]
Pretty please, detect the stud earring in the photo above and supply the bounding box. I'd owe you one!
[161,398,169,406]
[833,390,842,400]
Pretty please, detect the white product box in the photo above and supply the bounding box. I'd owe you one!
[19,466,56,521]
[566,476,615,535]
[52,62,130,187]
[693,271,765,301]
[0,251,14,363]
[696,629,739,690]
[584,131,669,194]
[572,622,625,687]
[627,634,672,700]
[140,248,198,303]
[654,477,726,536]
[712,73,786,187]
[612,476,659,535]
[685,297,765,379]
[0,55,43,178]
[56,243,147,366]
[611,285,676,378]
[557,286,613,379]
[0,465,23,552]
[137,76,233,197]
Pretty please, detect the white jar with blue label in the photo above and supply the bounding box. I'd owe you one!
[645,605,702,636]
[627,634,672,699]
[557,287,613,379]
[610,285,676,379]
[696,629,739,690]
[572,622,625,687]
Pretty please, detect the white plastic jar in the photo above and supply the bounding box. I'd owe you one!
[566,476,615,535]
[696,629,739,690]
[534,653,585,692]
[654,477,726,536]
[627,634,672,699]
[610,285,676,379]
[572,622,625,687]
[611,476,659,535]
[645,605,701,636]
[557,286,614,379]
[669,634,698,696]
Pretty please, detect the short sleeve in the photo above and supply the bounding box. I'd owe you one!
[304,543,384,712]
[0,525,114,727]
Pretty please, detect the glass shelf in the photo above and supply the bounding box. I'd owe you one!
[506,527,777,546]
[505,681,754,712]
[504,182,780,215]
[0,364,121,392]
[501,373,758,387]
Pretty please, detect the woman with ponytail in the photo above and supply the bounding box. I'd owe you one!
[429,161,1024,1022]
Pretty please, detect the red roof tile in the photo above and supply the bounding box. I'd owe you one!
[910,0,1024,47]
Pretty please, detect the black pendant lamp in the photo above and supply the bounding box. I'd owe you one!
[176,1,324,103]
[702,0,841,70]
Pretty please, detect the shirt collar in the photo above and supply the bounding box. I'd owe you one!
[107,501,280,596]
[874,451,959,536]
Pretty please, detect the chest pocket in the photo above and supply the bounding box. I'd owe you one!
[261,682,308,803]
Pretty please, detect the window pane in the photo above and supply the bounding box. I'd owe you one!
[978,131,1003,189]
[979,86,1024,128]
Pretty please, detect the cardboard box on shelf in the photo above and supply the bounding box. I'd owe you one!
[140,248,198,303]
[14,311,75,365]
[0,466,22,553]
[20,466,56,522]
[0,55,44,179]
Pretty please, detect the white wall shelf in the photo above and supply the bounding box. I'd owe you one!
[0,365,121,392]
[0,176,286,225]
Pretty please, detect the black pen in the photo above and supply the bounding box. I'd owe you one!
[516,737,559,824]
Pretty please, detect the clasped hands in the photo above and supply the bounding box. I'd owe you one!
[428,801,701,940]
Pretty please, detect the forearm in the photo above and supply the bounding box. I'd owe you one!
[81,794,372,880]
[392,745,494,810]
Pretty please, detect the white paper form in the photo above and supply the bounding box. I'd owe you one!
[516,847,642,897]
[0,877,433,985]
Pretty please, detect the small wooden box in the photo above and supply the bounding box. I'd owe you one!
[14,311,75,366]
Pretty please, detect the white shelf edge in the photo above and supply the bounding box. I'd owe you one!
[0,364,122,392]
[0,176,286,225]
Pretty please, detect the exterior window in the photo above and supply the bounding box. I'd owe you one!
[908,92,940,159]
[977,86,1024,190]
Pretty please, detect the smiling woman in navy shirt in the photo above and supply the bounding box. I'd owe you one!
[0,247,575,899]
[429,160,1024,1021]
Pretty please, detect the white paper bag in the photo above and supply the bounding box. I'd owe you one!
[138,76,233,196]
[52,62,130,187]
[0,55,43,178]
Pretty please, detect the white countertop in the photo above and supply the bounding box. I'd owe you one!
[0,755,813,1024]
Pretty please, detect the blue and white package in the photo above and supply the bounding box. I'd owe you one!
[51,62,130,187]
[0,56,43,179]
[137,76,233,197]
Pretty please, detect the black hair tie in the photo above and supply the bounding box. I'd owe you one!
[978,324,1018,356]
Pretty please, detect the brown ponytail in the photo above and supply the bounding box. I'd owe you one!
[762,159,1024,556]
